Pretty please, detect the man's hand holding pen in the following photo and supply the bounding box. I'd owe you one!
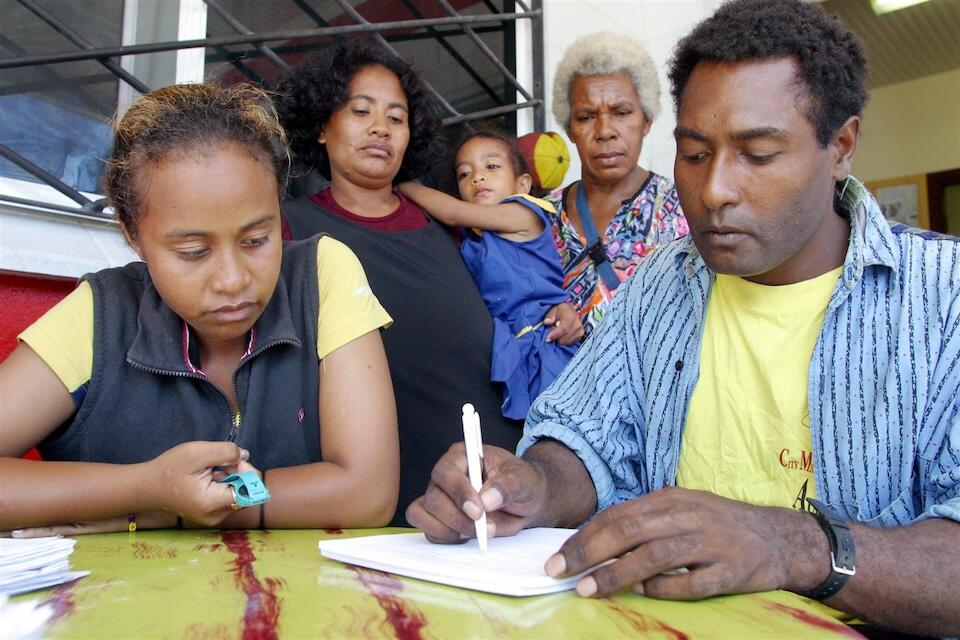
[406,443,549,544]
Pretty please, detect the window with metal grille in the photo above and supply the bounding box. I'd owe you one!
[0,0,543,222]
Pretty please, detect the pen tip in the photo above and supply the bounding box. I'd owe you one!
[462,403,476,416]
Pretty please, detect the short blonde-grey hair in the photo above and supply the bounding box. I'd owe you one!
[552,32,661,134]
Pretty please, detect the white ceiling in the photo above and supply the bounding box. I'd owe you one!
[822,0,960,88]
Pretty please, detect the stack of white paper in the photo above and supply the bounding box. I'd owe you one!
[0,537,89,596]
[320,527,586,596]
[0,594,54,639]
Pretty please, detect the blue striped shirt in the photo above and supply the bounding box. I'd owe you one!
[519,178,960,526]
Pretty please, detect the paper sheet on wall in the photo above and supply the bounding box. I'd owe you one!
[319,527,585,596]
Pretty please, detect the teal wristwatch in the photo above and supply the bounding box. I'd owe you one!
[219,471,271,509]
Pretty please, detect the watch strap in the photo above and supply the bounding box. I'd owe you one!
[798,498,856,601]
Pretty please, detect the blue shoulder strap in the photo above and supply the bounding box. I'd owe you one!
[575,182,621,291]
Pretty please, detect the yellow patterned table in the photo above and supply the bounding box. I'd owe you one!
[22,529,864,639]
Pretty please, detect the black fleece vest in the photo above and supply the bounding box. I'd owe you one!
[283,196,521,525]
[39,238,322,471]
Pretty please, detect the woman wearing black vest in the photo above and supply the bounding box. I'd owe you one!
[0,84,398,535]
[277,41,581,526]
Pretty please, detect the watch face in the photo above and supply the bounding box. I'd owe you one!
[219,471,271,507]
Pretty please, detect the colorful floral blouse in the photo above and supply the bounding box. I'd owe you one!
[546,172,688,336]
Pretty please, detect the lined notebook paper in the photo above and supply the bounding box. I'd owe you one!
[319,527,585,596]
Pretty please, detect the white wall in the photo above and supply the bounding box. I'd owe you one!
[534,0,723,187]
[853,68,960,183]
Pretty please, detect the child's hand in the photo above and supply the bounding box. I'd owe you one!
[143,441,254,527]
[396,181,419,196]
[544,302,584,345]
[396,181,436,214]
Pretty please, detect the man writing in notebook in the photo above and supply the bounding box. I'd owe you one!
[407,0,960,635]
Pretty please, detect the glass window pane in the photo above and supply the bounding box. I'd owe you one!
[0,0,528,201]
[0,0,123,192]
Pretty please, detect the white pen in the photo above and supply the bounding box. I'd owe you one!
[461,403,488,551]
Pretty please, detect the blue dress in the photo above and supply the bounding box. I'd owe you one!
[460,195,578,420]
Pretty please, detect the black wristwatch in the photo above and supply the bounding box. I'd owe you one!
[798,498,857,601]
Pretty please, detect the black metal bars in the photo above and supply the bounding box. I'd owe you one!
[0,1,545,222]
[0,12,539,70]
[14,0,151,93]
[0,144,108,217]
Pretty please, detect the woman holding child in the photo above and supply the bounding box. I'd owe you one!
[0,84,398,533]
[549,32,689,335]
[277,40,582,525]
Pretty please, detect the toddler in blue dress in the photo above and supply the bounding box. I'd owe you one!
[399,130,580,420]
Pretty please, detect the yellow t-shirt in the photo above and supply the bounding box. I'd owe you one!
[19,236,391,396]
[676,267,842,511]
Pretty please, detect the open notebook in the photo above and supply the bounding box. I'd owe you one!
[319,528,585,597]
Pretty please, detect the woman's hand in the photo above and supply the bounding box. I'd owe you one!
[143,441,256,527]
[8,511,177,538]
[544,302,585,345]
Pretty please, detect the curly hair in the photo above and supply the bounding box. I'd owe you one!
[552,31,661,133]
[668,0,868,146]
[104,83,290,239]
[274,39,445,183]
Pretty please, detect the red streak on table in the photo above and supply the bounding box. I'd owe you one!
[352,567,427,640]
[131,541,178,560]
[42,582,76,625]
[764,602,863,638]
[222,531,281,640]
[605,600,690,640]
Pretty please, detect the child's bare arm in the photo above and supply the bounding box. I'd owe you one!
[398,182,543,238]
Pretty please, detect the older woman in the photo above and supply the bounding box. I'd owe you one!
[276,41,577,525]
[549,32,688,335]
